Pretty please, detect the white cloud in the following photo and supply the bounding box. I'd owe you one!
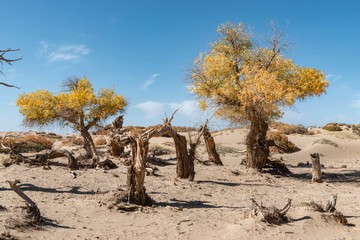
[39,42,90,63]
[326,74,341,82]
[39,41,49,56]
[142,73,159,90]
[135,101,165,118]
[169,100,199,117]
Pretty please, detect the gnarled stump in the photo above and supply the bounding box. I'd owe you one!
[126,138,149,205]
[310,153,322,183]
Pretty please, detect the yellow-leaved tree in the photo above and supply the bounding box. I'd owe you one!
[188,22,329,169]
[16,76,127,165]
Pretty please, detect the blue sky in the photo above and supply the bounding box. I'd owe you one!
[1,0,360,133]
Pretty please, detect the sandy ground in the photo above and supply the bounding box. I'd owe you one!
[0,128,360,239]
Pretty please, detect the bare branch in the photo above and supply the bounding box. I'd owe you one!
[1,133,11,150]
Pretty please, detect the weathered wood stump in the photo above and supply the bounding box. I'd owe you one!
[310,153,322,183]
[201,124,223,165]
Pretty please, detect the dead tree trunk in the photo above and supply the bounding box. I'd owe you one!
[246,109,269,169]
[201,124,223,165]
[7,180,41,224]
[109,115,125,157]
[109,110,178,205]
[1,134,77,169]
[80,129,99,166]
[170,132,193,180]
[310,153,322,183]
[127,138,149,205]
[46,150,78,169]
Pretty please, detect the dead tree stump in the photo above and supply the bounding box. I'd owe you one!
[310,153,322,183]
[201,124,223,165]
[170,132,193,180]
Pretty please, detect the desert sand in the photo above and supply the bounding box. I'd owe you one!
[0,127,360,240]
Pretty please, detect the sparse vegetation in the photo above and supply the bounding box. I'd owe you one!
[94,137,107,146]
[267,131,298,153]
[0,135,54,153]
[313,138,338,147]
[62,136,84,146]
[323,123,342,131]
[215,144,239,155]
[271,122,308,135]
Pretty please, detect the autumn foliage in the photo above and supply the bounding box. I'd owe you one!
[16,77,127,165]
[188,22,329,169]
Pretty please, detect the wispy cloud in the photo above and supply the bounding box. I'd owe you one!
[169,100,199,117]
[39,41,90,63]
[142,73,159,90]
[326,74,341,82]
[135,101,165,118]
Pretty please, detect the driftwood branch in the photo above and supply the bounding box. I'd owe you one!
[7,180,41,224]
[1,133,77,169]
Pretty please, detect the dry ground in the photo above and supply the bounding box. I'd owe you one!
[0,128,359,239]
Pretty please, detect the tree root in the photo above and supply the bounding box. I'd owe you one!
[250,197,291,224]
[303,194,348,226]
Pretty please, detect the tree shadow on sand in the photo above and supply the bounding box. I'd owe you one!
[0,183,94,195]
[267,167,360,184]
[155,198,245,210]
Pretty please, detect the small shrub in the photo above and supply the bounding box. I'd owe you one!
[323,123,342,131]
[313,138,338,147]
[270,122,308,135]
[267,131,298,153]
[0,135,54,153]
[94,137,107,146]
[215,144,239,155]
[15,135,54,149]
[62,136,84,145]
[149,145,170,156]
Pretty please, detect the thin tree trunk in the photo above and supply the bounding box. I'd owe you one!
[246,110,269,169]
[310,153,322,183]
[80,129,99,166]
[127,138,149,205]
[202,125,223,165]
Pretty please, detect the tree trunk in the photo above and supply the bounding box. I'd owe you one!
[127,138,149,205]
[246,111,269,169]
[310,153,322,183]
[202,126,223,165]
[80,129,99,166]
[170,132,194,180]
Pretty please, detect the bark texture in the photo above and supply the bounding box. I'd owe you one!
[126,138,149,205]
[310,153,322,183]
[80,129,99,166]
[201,124,223,165]
[170,132,193,180]
[246,110,269,169]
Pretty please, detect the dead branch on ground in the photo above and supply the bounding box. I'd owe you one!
[250,197,291,224]
[6,180,41,225]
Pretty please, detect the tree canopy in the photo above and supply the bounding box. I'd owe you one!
[188,22,329,124]
[16,76,127,130]
[188,22,329,169]
[16,76,127,165]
